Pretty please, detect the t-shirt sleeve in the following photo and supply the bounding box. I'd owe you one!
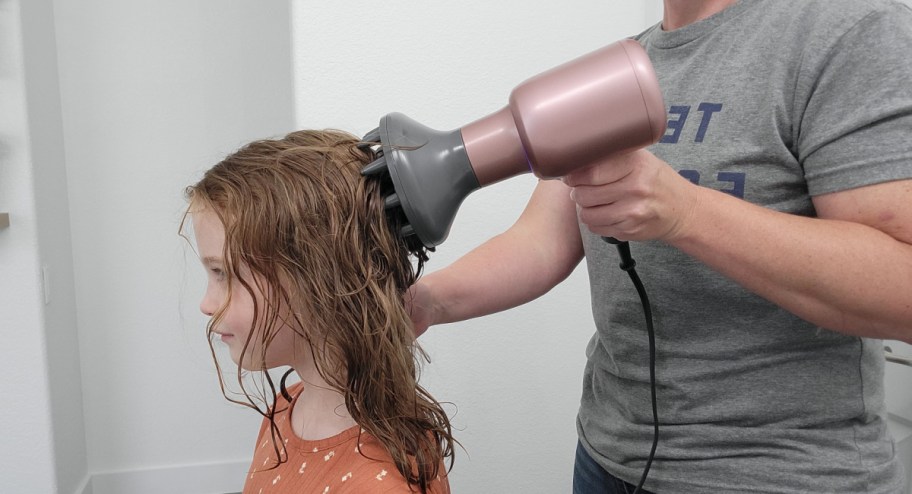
[797,2,912,196]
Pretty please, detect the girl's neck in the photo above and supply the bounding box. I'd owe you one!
[289,361,357,441]
[662,0,738,30]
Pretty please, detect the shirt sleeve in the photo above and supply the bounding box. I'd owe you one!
[797,2,912,196]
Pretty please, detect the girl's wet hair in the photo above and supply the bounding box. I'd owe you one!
[182,129,454,492]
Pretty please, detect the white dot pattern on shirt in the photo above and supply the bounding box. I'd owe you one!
[249,434,446,492]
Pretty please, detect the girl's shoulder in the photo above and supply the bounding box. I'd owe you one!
[244,425,449,493]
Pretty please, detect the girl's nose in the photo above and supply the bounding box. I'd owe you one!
[200,288,218,317]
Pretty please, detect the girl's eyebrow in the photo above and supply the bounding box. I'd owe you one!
[201,256,224,266]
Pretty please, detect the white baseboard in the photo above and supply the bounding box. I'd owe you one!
[84,460,249,494]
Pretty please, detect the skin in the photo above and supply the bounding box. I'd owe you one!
[662,0,739,30]
[408,0,912,344]
[193,208,357,440]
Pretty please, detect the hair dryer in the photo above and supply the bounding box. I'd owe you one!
[361,39,666,247]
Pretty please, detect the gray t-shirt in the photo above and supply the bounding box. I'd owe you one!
[577,1,912,492]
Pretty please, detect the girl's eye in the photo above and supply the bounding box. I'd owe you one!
[211,268,226,280]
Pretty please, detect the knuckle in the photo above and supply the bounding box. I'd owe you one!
[577,207,596,227]
[572,187,592,207]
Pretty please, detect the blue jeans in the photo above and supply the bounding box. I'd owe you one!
[573,441,656,494]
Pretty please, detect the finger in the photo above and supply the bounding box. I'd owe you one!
[570,148,659,187]
[563,162,613,188]
[564,160,625,187]
[576,204,628,238]
[569,183,622,208]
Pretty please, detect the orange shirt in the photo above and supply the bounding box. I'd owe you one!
[243,383,450,494]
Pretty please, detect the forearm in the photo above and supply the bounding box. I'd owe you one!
[422,237,569,325]
[422,180,584,326]
[670,185,912,342]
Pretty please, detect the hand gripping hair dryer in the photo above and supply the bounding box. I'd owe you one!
[361,39,667,248]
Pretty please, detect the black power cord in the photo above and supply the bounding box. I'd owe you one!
[603,237,659,494]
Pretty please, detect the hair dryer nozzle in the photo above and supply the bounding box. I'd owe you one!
[361,113,480,248]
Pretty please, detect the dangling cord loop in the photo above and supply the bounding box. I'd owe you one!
[602,237,658,494]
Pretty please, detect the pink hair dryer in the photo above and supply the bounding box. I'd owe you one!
[362,39,666,247]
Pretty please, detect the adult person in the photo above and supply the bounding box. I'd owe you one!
[408,0,912,492]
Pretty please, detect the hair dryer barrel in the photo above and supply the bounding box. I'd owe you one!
[461,39,666,185]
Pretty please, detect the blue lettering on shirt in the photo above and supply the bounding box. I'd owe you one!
[660,106,691,144]
[695,103,723,143]
[661,102,745,199]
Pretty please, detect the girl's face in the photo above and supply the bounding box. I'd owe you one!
[192,208,297,370]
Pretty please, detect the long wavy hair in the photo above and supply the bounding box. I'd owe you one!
[182,129,454,492]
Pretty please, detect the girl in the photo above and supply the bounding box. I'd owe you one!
[183,129,454,493]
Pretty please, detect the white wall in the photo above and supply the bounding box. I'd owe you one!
[8,3,653,493]
[886,340,912,492]
[291,2,652,492]
[1,0,87,492]
[0,2,59,492]
[3,0,909,492]
[51,0,295,492]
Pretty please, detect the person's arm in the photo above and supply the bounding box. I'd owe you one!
[409,179,584,336]
[673,177,912,342]
[565,149,912,343]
